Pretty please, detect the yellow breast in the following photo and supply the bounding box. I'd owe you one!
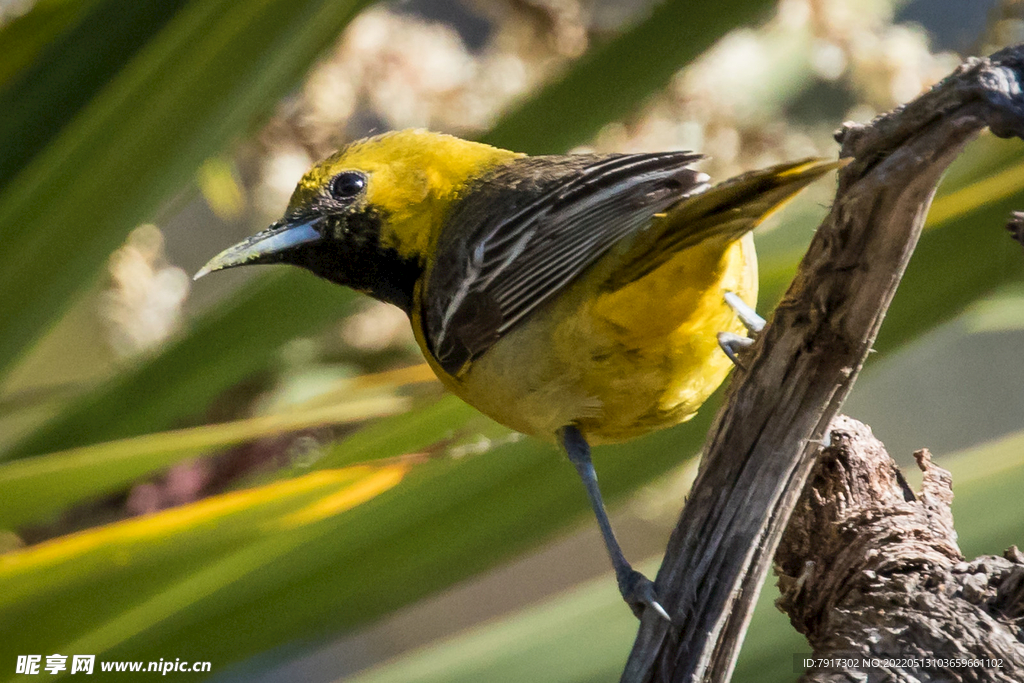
[415,232,756,444]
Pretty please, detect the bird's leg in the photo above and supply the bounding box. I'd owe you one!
[558,424,671,622]
[717,290,766,368]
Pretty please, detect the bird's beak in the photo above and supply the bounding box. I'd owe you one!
[194,219,323,280]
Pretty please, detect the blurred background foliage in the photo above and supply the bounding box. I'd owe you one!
[0,0,1023,681]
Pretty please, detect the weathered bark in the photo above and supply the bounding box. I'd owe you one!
[776,415,1024,682]
[622,45,1024,683]
[1008,211,1024,249]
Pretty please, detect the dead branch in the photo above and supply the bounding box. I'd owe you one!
[775,415,1024,682]
[622,44,1024,683]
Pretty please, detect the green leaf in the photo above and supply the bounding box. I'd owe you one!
[0,0,373,381]
[0,0,99,89]
[4,273,356,460]
[962,283,1024,334]
[1,381,720,675]
[0,392,405,528]
[316,394,492,469]
[942,429,1024,558]
[345,563,657,683]
[0,462,409,680]
[0,0,189,183]
[107,412,722,671]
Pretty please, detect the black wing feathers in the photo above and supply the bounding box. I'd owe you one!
[424,152,706,375]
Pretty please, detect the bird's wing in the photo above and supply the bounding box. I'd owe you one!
[422,152,708,375]
[604,157,845,288]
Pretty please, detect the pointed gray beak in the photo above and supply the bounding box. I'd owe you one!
[194,220,322,280]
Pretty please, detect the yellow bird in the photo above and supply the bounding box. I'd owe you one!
[197,129,839,619]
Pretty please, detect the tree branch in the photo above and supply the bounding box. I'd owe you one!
[775,415,1024,682]
[622,44,1024,683]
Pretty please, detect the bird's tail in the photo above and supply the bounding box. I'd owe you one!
[676,157,846,237]
[610,157,846,286]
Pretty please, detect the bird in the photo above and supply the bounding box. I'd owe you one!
[196,129,840,620]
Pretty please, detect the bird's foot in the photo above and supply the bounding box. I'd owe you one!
[618,568,671,622]
[719,290,765,369]
[717,332,755,369]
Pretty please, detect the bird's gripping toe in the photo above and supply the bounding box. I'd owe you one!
[618,568,671,622]
[718,290,765,369]
[724,290,764,334]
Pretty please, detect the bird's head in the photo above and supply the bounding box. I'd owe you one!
[195,129,520,312]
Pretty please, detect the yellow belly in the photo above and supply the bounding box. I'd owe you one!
[416,233,757,445]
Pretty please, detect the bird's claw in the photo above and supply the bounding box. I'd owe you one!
[719,291,765,369]
[717,332,755,369]
[618,568,671,622]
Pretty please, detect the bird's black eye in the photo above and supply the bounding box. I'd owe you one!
[330,171,366,201]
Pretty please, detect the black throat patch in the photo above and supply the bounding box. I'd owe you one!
[287,208,423,314]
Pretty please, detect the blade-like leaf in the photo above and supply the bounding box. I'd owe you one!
[0,0,189,183]
[0,463,409,676]
[0,0,373,381]
[0,0,101,89]
[5,389,718,674]
[0,393,406,528]
[316,395,492,469]
[4,273,356,460]
[345,562,660,683]
[963,282,1024,333]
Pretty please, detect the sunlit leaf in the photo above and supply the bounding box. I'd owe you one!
[1,463,408,667]
[4,272,357,460]
[962,283,1024,333]
[928,154,1024,227]
[0,394,407,528]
